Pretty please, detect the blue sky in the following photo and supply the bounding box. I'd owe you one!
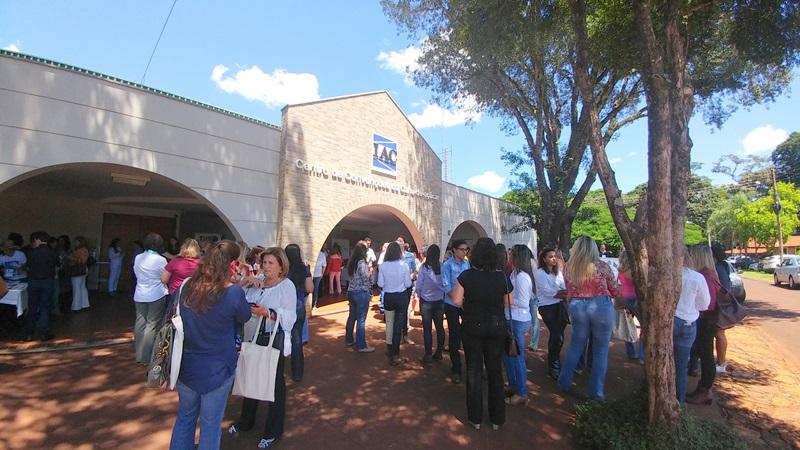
[1,1,797,196]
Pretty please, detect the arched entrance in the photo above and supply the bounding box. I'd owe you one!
[448,220,488,249]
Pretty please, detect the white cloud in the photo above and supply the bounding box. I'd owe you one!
[741,125,789,154]
[210,64,320,108]
[376,45,422,85]
[467,170,506,193]
[610,157,623,164]
[626,151,638,157]
[3,42,20,52]
[407,97,482,129]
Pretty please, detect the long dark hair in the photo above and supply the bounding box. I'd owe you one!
[512,244,535,286]
[496,243,508,271]
[184,240,240,313]
[538,247,559,276]
[384,242,402,262]
[285,244,307,290]
[424,244,441,275]
[470,237,497,271]
[348,243,367,276]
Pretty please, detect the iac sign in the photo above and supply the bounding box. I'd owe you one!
[372,133,398,177]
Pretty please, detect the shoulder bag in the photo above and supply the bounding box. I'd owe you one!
[232,312,282,402]
[146,279,187,389]
[503,272,520,357]
[612,308,638,343]
[716,285,748,329]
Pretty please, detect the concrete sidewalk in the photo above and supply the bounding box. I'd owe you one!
[0,303,728,450]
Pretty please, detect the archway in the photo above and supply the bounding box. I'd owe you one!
[448,220,488,249]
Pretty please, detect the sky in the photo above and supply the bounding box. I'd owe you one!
[1,1,797,197]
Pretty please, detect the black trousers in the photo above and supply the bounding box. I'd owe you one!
[538,303,567,371]
[444,303,463,375]
[462,331,505,426]
[384,290,410,357]
[235,355,286,440]
[695,315,717,389]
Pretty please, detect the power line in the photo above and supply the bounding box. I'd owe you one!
[141,0,179,85]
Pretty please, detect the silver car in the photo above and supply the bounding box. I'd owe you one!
[760,255,783,273]
[725,262,746,303]
[774,256,800,289]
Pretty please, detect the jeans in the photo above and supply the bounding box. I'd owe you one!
[463,329,506,426]
[312,277,322,308]
[538,303,567,371]
[503,319,531,396]
[695,315,717,389]
[673,317,697,403]
[444,303,463,375]
[421,299,445,356]
[528,298,540,349]
[384,290,410,357]
[557,296,615,400]
[346,289,371,349]
[623,297,644,361]
[291,302,306,381]
[235,355,286,440]
[26,278,54,337]
[170,374,234,450]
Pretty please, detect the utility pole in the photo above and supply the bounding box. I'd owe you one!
[771,166,785,264]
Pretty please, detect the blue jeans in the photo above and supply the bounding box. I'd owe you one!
[421,299,445,356]
[312,277,322,308]
[624,297,644,361]
[557,296,615,400]
[528,298,540,349]
[26,278,54,337]
[170,374,234,450]
[291,302,306,381]
[346,290,371,349]
[503,319,531,396]
[673,317,697,403]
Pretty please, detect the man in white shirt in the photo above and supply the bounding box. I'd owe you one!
[311,247,327,310]
[674,256,711,403]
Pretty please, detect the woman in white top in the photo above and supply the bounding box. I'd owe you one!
[378,242,412,366]
[132,233,169,363]
[229,247,297,449]
[107,238,124,296]
[504,245,535,406]
[534,247,567,380]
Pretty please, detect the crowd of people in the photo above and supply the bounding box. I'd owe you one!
[1,228,738,449]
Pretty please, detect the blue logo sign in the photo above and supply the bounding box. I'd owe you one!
[372,133,397,177]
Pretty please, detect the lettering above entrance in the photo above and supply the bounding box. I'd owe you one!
[372,133,397,177]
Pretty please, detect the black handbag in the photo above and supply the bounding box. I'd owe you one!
[503,273,520,357]
[255,310,285,352]
[716,286,747,329]
[558,300,571,325]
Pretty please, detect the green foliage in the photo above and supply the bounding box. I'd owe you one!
[773,132,800,186]
[735,182,800,246]
[707,193,751,249]
[684,222,706,245]
[575,389,747,450]
[687,175,727,232]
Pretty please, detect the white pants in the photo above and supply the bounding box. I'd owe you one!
[71,275,90,311]
[108,261,122,293]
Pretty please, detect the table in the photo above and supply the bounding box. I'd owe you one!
[0,283,28,317]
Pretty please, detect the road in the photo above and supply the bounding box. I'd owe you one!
[740,276,800,370]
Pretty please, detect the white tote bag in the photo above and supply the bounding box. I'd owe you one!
[232,314,281,402]
[168,279,189,390]
[612,308,638,343]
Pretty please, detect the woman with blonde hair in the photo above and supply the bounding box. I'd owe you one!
[686,244,721,405]
[557,236,619,401]
[229,247,297,449]
[169,240,251,450]
[161,238,202,308]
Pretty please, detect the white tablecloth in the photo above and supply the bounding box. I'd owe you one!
[0,283,27,317]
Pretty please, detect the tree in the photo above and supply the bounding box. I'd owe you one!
[707,192,751,250]
[687,174,727,234]
[382,0,645,254]
[712,154,771,195]
[736,182,800,247]
[773,132,800,186]
[569,0,800,428]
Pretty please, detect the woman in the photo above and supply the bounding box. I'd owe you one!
[450,237,511,430]
[416,244,446,364]
[345,242,375,353]
[557,236,619,401]
[378,242,412,366]
[712,245,732,375]
[133,233,169,364]
[169,241,251,450]
[687,244,721,405]
[107,238,124,297]
[285,243,313,381]
[327,244,343,295]
[617,250,643,363]
[229,247,297,449]
[161,239,202,308]
[69,236,90,312]
[534,247,567,380]
[163,236,180,260]
[504,244,534,406]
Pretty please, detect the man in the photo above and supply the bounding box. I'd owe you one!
[364,237,377,285]
[24,231,58,341]
[0,239,27,284]
[441,239,471,384]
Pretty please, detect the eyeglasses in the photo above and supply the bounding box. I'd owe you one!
[456,247,469,252]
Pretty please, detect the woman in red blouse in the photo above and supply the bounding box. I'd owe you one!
[327,243,343,295]
[557,236,619,401]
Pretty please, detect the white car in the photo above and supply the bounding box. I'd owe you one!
[774,256,800,289]
[760,255,783,273]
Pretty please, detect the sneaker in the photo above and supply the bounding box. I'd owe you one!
[468,421,481,430]
[345,341,355,347]
[716,364,727,374]
[358,346,376,353]
[492,424,502,431]
[258,438,276,448]
[403,335,415,345]
[227,425,238,435]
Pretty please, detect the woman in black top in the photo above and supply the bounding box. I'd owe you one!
[450,237,512,431]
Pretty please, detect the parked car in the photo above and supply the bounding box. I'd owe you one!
[773,255,800,289]
[725,262,747,303]
[733,256,756,270]
[759,255,783,273]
